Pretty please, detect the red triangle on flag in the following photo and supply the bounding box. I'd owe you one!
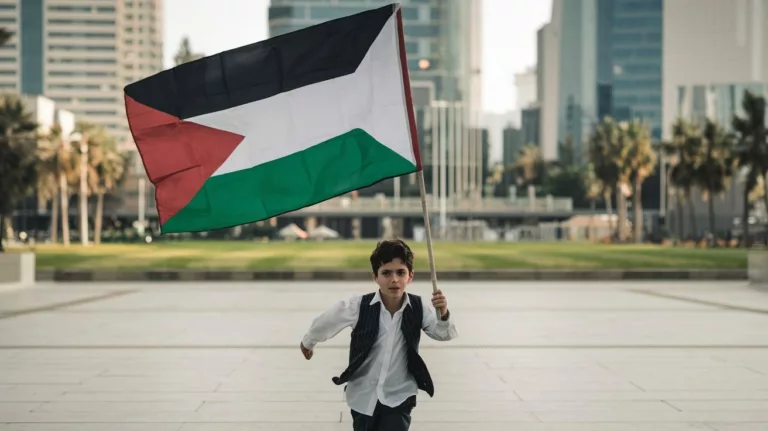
[124,95,245,225]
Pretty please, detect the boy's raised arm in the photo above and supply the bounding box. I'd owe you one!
[421,292,458,341]
[301,295,361,351]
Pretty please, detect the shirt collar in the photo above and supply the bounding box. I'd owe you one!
[370,290,411,310]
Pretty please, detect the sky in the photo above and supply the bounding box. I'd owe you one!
[162,0,552,115]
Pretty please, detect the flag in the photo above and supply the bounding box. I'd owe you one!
[124,3,421,234]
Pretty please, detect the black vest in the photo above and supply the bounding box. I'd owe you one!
[331,292,435,397]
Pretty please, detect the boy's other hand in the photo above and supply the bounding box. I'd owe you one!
[432,289,448,317]
[300,342,313,360]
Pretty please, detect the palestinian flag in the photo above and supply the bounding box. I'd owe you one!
[124,3,421,234]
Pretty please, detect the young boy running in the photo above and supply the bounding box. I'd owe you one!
[300,239,458,430]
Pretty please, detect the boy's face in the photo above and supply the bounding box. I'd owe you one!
[373,258,413,300]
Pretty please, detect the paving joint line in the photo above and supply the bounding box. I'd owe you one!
[0,290,139,320]
[626,288,768,316]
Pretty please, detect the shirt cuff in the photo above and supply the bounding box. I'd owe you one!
[437,310,452,325]
[301,335,316,350]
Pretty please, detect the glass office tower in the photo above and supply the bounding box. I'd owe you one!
[610,0,663,139]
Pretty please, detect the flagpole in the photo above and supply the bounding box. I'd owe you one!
[416,169,442,320]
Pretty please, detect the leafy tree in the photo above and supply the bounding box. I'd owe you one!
[0,95,38,251]
[698,119,735,243]
[732,90,768,247]
[618,119,657,243]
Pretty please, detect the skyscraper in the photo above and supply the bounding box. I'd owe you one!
[611,0,663,139]
[0,0,163,147]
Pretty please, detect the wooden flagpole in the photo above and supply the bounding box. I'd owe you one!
[416,169,442,320]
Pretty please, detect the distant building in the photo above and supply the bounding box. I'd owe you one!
[521,106,540,148]
[0,0,164,147]
[514,66,537,111]
[502,126,524,167]
[537,16,560,161]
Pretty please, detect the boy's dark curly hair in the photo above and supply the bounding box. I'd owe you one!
[370,239,414,275]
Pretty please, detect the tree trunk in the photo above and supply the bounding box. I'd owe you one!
[708,193,716,247]
[0,213,5,252]
[762,173,768,246]
[617,187,628,243]
[687,195,697,241]
[633,179,643,243]
[743,185,751,248]
[94,192,104,245]
[675,189,684,244]
[50,193,59,244]
[604,190,614,242]
[59,172,70,246]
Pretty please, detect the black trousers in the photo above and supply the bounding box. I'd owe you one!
[350,396,416,431]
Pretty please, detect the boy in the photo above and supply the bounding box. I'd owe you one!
[300,239,458,430]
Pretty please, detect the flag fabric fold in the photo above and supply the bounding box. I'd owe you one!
[124,3,421,234]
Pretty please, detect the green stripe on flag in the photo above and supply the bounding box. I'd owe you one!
[161,128,417,233]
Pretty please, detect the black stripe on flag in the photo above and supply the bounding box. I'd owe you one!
[124,4,397,119]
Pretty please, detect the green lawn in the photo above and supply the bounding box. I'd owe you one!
[11,240,748,271]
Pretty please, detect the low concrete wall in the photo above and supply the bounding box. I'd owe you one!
[0,252,35,285]
[36,268,747,282]
[748,250,768,287]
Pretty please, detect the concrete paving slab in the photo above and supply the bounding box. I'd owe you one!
[0,280,766,430]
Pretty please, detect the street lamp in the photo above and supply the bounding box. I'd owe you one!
[70,132,89,246]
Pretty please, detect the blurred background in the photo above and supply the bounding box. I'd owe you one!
[1,0,767,254]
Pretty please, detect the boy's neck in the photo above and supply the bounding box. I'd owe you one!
[379,290,405,314]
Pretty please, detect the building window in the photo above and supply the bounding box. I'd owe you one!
[48,19,116,26]
[268,6,296,20]
[48,70,117,77]
[48,45,116,51]
[309,6,365,21]
[48,32,116,39]
[48,5,92,12]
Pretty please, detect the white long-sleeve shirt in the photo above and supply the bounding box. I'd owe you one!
[301,290,458,415]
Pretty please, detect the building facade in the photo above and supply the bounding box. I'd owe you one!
[514,65,537,111]
[521,106,540,147]
[0,0,163,230]
[611,0,663,139]
[0,0,163,147]
[537,17,560,162]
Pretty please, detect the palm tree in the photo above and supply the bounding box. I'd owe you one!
[511,144,544,187]
[663,118,702,242]
[583,162,609,238]
[732,90,768,247]
[36,125,63,243]
[36,125,78,246]
[698,119,735,244]
[0,95,38,252]
[618,119,657,243]
[85,130,126,244]
[587,117,622,241]
[174,36,202,66]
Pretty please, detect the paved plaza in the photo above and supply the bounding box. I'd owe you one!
[0,279,767,430]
